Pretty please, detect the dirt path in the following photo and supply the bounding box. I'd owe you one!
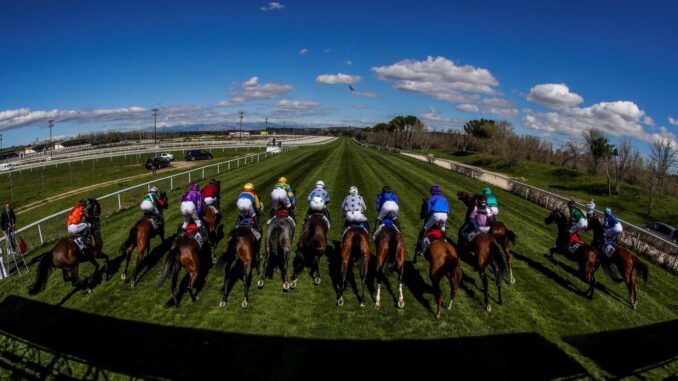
[16,161,197,215]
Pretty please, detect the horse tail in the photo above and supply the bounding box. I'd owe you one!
[506,230,517,244]
[386,233,398,273]
[120,225,138,257]
[155,242,180,288]
[633,256,649,285]
[490,240,506,280]
[215,234,238,271]
[444,251,462,284]
[28,251,53,295]
[353,232,366,270]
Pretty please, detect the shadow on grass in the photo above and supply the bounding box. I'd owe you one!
[0,295,588,380]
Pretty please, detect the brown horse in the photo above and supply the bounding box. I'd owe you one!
[374,224,406,310]
[588,216,649,309]
[544,209,599,299]
[203,203,222,261]
[216,224,260,309]
[337,227,371,307]
[291,213,328,288]
[258,212,295,291]
[457,227,505,312]
[155,227,206,307]
[457,191,517,283]
[28,199,108,295]
[120,192,168,287]
[424,236,463,320]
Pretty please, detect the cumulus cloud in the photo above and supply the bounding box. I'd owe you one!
[456,104,479,113]
[351,90,377,97]
[0,107,147,131]
[316,73,362,85]
[273,99,328,117]
[527,83,584,109]
[299,48,308,55]
[220,76,294,107]
[421,107,465,131]
[486,107,519,118]
[669,116,678,126]
[260,2,284,11]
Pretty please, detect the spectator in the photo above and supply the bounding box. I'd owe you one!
[1,203,16,253]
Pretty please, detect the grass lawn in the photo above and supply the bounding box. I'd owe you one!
[0,139,675,380]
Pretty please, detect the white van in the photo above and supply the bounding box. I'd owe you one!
[0,163,11,172]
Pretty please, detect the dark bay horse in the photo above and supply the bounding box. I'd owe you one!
[424,235,463,320]
[588,216,649,309]
[203,204,222,261]
[292,213,328,288]
[120,192,168,287]
[29,199,108,295]
[374,222,405,310]
[457,228,505,312]
[216,224,260,309]
[337,227,371,307]
[544,209,599,299]
[457,191,517,284]
[259,212,295,291]
[155,227,206,307]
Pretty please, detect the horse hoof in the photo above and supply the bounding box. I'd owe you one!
[241,300,249,309]
[509,275,516,284]
[85,288,92,294]
[195,296,199,301]
[486,304,492,313]
[219,301,226,308]
[398,299,405,309]
[447,299,454,310]
[120,273,126,280]
[360,302,366,308]
[435,313,441,320]
[337,297,344,307]
[212,256,217,265]
[314,277,321,286]
[101,273,108,281]
[130,280,136,288]
[375,302,381,310]
[632,302,637,311]
[283,282,290,291]
[290,279,298,289]
[257,279,265,288]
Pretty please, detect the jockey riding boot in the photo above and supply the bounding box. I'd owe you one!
[325,208,332,224]
[394,218,401,230]
[289,207,296,222]
[364,220,371,234]
[269,208,275,218]
[374,218,381,230]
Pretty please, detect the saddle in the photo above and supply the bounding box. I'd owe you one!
[238,219,262,242]
[208,205,220,215]
[306,212,330,229]
[71,234,92,253]
[342,222,369,240]
[145,213,164,230]
[267,209,296,227]
[373,219,400,240]
[183,224,205,249]
[421,228,445,254]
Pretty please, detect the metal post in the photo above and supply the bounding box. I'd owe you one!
[239,111,245,142]
[48,119,54,157]
[188,172,191,183]
[38,224,43,245]
[202,168,205,179]
[118,194,122,210]
[217,163,220,174]
[170,176,174,190]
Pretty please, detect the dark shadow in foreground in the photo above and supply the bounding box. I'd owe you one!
[0,296,586,380]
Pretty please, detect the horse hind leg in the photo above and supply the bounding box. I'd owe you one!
[504,239,515,284]
[242,260,252,309]
[258,242,270,289]
[481,270,491,312]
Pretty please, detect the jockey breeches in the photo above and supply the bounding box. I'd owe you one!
[490,206,499,216]
[236,198,256,217]
[346,211,367,223]
[204,197,216,206]
[425,213,448,231]
[604,223,623,239]
[180,201,202,229]
[140,200,159,215]
[67,223,90,236]
[568,218,588,234]
[309,198,326,212]
[377,201,399,220]
[270,188,291,210]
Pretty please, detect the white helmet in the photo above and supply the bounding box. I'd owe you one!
[149,186,159,193]
[315,180,325,189]
[349,186,358,195]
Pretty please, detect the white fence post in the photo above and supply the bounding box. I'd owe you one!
[170,176,174,190]
[38,224,43,245]
[217,164,220,174]
[118,194,122,210]
[202,168,205,179]
[188,172,191,183]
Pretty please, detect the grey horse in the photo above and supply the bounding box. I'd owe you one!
[258,215,295,291]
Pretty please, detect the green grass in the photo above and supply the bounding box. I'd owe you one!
[425,149,678,227]
[0,139,676,380]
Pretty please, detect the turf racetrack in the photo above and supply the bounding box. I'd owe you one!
[0,139,676,380]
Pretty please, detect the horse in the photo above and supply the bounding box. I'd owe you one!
[291,212,328,288]
[216,223,260,309]
[544,209,599,299]
[457,191,517,284]
[337,226,371,307]
[258,210,295,291]
[155,225,206,307]
[120,191,169,287]
[423,233,463,320]
[373,221,406,310]
[457,226,505,312]
[587,216,649,309]
[28,199,108,295]
[203,203,222,261]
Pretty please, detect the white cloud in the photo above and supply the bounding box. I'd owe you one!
[669,116,678,126]
[527,83,584,109]
[345,60,352,65]
[316,73,362,85]
[260,2,284,11]
[421,107,465,131]
[456,103,479,113]
[273,99,327,117]
[299,48,308,55]
[220,76,294,107]
[485,107,519,118]
[643,116,655,127]
[352,90,377,97]
[0,107,147,131]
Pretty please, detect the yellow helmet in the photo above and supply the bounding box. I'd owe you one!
[278,176,288,183]
[243,182,254,190]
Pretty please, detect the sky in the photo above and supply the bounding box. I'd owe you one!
[1,0,677,152]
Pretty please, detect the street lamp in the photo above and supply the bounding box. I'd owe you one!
[239,111,245,142]
[152,108,159,149]
[48,119,54,156]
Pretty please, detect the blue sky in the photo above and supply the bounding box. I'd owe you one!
[1,0,677,151]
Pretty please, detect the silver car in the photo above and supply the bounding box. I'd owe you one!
[643,221,678,244]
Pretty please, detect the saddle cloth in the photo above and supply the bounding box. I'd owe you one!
[373,222,400,241]
[185,224,204,249]
[342,223,369,240]
[267,215,296,228]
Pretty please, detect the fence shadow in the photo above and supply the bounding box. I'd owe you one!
[0,295,587,380]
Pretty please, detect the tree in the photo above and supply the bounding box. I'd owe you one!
[463,119,497,139]
[647,137,677,215]
[560,138,583,169]
[585,129,613,176]
[612,137,638,195]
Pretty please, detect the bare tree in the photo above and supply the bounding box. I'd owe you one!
[560,138,583,169]
[647,137,677,215]
[613,137,638,195]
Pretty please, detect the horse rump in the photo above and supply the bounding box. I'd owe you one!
[155,243,180,288]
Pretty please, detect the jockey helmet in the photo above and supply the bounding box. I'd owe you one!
[482,187,491,194]
[586,200,596,210]
[431,185,441,194]
[278,176,288,183]
[349,186,358,195]
[604,207,612,216]
[149,186,159,193]
[78,199,87,205]
[243,182,254,190]
[382,186,391,193]
[567,200,575,207]
[189,182,199,191]
[315,180,325,189]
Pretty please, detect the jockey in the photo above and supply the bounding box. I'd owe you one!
[585,200,596,219]
[237,182,263,229]
[424,185,449,232]
[270,176,296,220]
[602,207,623,244]
[341,186,369,232]
[482,187,499,218]
[375,185,400,229]
[306,180,331,223]
[140,186,166,224]
[180,182,205,235]
[470,200,493,234]
[567,200,588,244]
[201,179,221,212]
[67,199,91,252]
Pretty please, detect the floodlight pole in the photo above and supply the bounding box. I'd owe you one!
[239,111,245,142]
[48,119,54,156]
[152,108,159,149]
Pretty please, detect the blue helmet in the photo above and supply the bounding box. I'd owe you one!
[604,207,612,216]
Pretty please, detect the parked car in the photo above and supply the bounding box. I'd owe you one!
[158,152,174,161]
[0,163,11,172]
[145,156,171,170]
[185,149,213,161]
[642,221,678,244]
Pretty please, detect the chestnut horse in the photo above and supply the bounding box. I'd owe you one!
[457,228,505,312]
[588,216,649,309]
[424,234,463,320]
[544,209,599,299]
[374,222,406,310]
[28,199,108,295]
[155,226,206,307]
[337,227,371,307]
[291,213,328,288]
[457,191,517,283]
[120,192,168,287]
[216,224,260,309]
[203,204,222,261]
